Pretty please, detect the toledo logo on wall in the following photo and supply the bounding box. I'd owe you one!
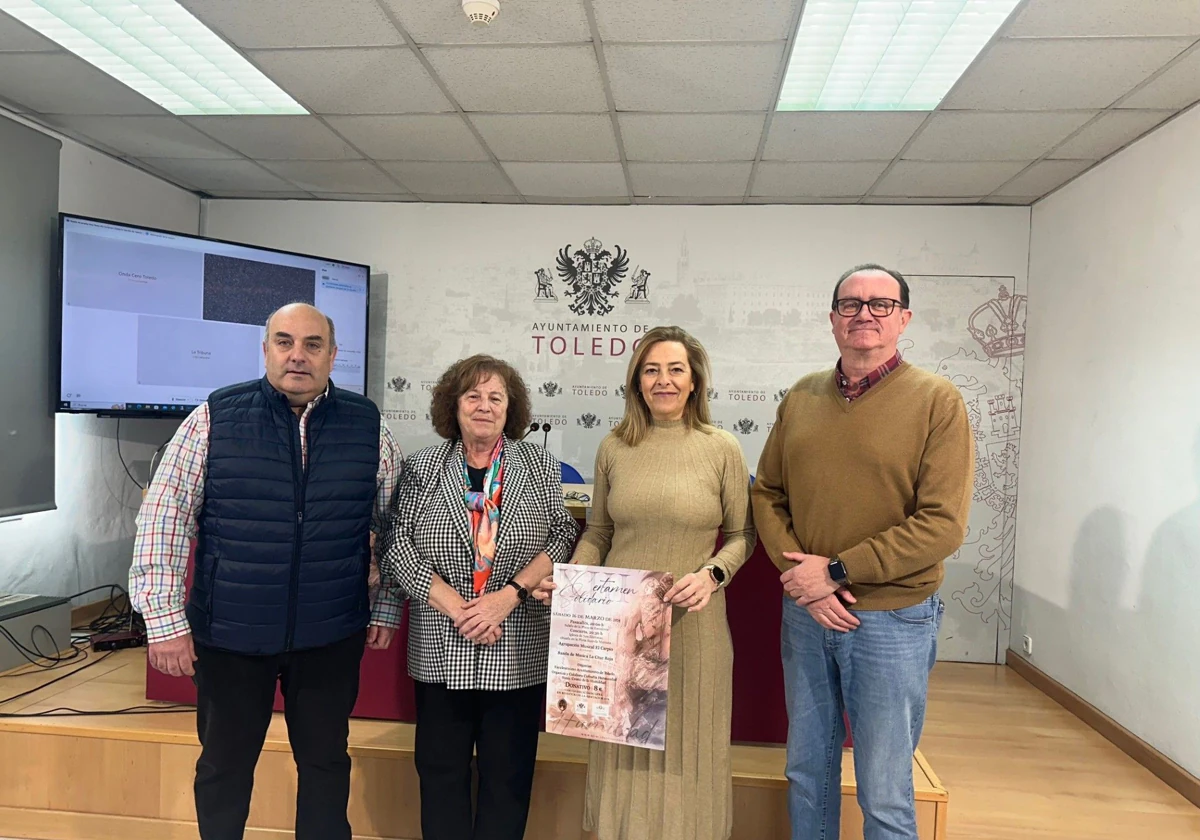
[530,236,656,359]
[534,237,651,314]
[733,419,759,435]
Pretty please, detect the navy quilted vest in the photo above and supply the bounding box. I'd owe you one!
[186,377,380,655]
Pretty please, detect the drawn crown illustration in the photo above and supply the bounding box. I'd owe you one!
[582,237,603,257]
[968,285,1027,358]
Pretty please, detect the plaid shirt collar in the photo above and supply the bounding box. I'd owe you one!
[307,383,331,409]
[268,379,331,415]
[836,352,903,401]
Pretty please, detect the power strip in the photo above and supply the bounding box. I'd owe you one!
[91,630,146,651]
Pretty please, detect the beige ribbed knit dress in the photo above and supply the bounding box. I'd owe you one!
[571,419,755,840]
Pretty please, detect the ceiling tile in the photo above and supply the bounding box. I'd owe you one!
[326,115,489,160]
[1006,0,1200,38]
[982,195,1040,205]
[763,112,926,161]
[205,190,314,198]
[249,48,452,114]
[751,161,889,197]
[308,193,417,201]
[992,160,1094,197]
[423,46,607,112]
[0,10,58,51]
[619,113,765,161]
[745,196,859,204]
[865,196,985,205]
[629,162,752,197]
[943,38,1194,111]
[1121,48,1200,109]
[179,0,403,48]
[42,115,237,159]
[605,44,784,111]
[529,196,628,204]
[381,161,517,196]
[1050,110,1173,159]
[0,53,165,115]
[469,114,619,161]
[422,195,525,203]
[38,128,128,159]
[502,162,628,197]
[903,111,1097,161]
[187,116,360,160]
[138,158,295,192]
[638,196,744,205]
[262,161,402,193]
[382,0,591,44]
[592,0,797,42]
[872,162,1030,197]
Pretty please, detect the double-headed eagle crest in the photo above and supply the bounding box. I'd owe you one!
[555,237,630,316]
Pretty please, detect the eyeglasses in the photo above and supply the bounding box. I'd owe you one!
[834,298,903,317]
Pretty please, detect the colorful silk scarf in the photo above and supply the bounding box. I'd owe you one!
[463,436,505,596]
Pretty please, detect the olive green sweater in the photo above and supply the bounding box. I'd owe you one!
[751,362,974,611]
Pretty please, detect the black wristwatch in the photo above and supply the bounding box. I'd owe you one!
[506,579,529,601]
[705,564,726,586]
[828,557,850,587]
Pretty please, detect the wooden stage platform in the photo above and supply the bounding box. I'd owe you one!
[0,649,947,840]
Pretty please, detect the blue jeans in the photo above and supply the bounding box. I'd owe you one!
[781,593,943,840]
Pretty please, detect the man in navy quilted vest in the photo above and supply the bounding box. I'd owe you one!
[129,302,404,840]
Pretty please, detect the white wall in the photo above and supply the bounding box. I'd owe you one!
[0,115,199,604]
[1014,105,1200,775]
[204,200,1031,663]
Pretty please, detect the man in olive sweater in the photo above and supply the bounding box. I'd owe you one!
[752,264,973,840]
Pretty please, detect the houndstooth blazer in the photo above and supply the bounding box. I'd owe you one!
[378,436,578,691]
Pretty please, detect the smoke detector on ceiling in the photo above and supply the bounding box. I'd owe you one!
[462,0,500,27]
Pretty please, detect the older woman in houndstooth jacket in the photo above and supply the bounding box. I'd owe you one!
[378,354,577,840]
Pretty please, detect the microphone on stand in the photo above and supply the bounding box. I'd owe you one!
[520,421,540,441]
[541,422,551,448]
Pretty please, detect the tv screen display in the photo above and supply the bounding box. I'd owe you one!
[57,214,370,417]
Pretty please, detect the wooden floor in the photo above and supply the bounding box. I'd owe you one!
[0,649,944,840]
[919,663,1200,840]
[0,649,1197,839]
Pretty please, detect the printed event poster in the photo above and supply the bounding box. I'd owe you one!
[546,565,674,750]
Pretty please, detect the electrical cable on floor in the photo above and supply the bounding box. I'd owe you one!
[1,705,193,717]
[0,649,116,705]
[69,583,143,637]
[0,623,87,670]
[0,585,190,716]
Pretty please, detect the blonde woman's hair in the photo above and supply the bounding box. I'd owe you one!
[613,325,714,447]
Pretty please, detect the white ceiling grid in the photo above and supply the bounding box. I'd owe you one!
[0,0,1195,204]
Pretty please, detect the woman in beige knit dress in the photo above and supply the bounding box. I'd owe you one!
[535,325,755,840]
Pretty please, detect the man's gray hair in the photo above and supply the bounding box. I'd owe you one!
[264,303,336,349]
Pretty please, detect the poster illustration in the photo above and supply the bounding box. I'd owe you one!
[546,565,674,750]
